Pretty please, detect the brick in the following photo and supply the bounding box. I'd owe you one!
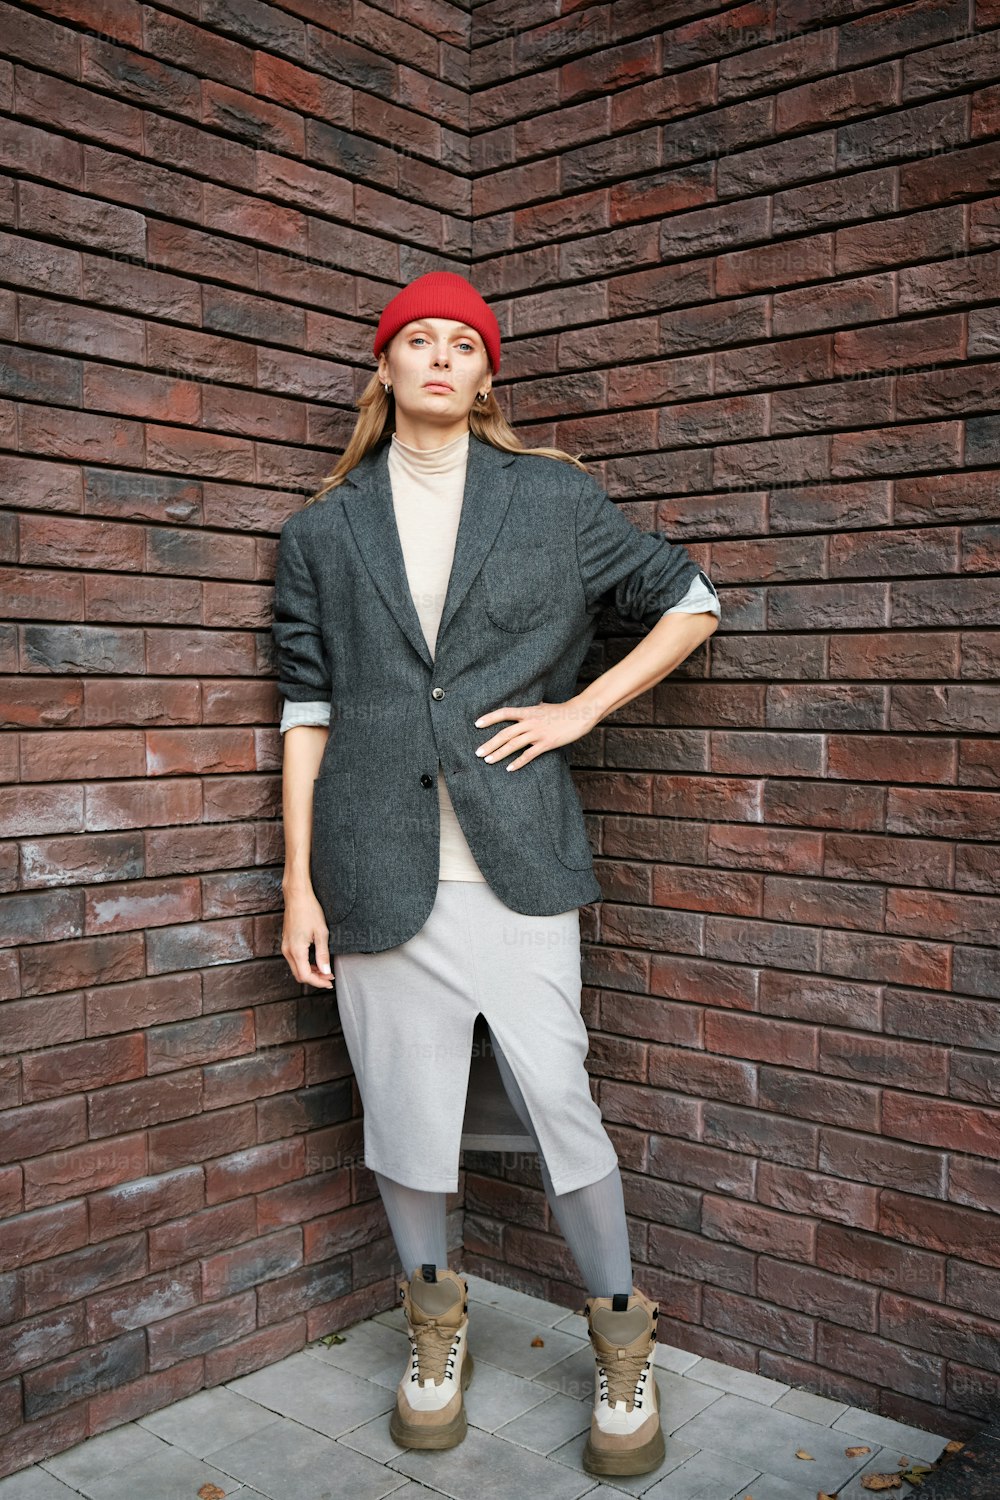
[148,1198,257,1272]
[0,1201,88,1274]
[24,1136,147,1215]
[147,1291,257,1369]
[88,1260,200,1344]
[202,1315,305,1388]
[23,1329,146,1419]
[883,1092,1000,1157]
[702,1194,816,1260]
[703,1285,816,1356]
[88,1168,203,1251]
[881,1194,1000,1266]
[761,1158,881,1230]
[819,1127,945,1197]
[759,1253,879,1330]
[703,1098,818,1167]
[819,1318,944,1403]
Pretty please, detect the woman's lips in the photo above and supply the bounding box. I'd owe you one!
[424,382,453,390]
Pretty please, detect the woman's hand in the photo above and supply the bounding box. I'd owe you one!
[473,697,599,771]
[281,886,334,988]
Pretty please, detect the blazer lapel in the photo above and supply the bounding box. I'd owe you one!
[340,431,517,667]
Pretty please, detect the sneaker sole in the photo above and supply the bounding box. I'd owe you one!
[582,1419,666,1476]
[389,1347,475,1450]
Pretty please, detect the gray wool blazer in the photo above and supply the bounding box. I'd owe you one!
[271,431,717,954]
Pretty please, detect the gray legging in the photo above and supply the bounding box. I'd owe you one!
[374,1022,633,1298]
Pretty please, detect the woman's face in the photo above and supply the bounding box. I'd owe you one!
[378,317,491,422]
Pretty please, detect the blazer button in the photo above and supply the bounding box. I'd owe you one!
[420,773,433,788]
[431,687,444,699]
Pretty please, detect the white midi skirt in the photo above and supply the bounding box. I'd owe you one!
[332,879,620,1196]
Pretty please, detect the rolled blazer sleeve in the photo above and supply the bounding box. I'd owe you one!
[271,521,333,703]
[574,471,711,628]
[663,572,721,620]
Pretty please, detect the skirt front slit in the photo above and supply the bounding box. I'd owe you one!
[332,879,620,1196]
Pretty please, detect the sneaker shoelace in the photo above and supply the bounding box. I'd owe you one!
[407,1313,460,1386]
[595,1339,652,1411]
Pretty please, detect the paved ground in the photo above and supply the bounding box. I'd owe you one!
[1,1272,954,1500]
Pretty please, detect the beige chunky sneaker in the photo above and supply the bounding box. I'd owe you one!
[580,1286,665,1476]
[389,1262,474,1450]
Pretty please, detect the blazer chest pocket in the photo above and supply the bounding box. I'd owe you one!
[309,770,357,923]
[480,541,562,633]
[532,752,595,869]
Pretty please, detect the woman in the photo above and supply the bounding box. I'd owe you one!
[272,271,720,1476]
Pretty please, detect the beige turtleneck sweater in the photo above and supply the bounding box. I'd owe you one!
[386,427,486,881]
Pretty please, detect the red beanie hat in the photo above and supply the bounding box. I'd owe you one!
[373,271,501,375]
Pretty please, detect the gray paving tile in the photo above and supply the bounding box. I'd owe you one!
[207,1415,401,1499]
[551,1310,593,1342]
[64,1446,243,1500]
[723,1471,821,1499]
[37,1424,168,1492]
[225,1348,393,1439]
[338,1412,420,1467]
[138,1385,283,1457]
[773,1387,850,1425]
[643,1342,703,1377]
[380,1486,454,1499]
[643,1446,760,1499]
[387,1421,595,1499]
[682,1357,790,1406]
[304,1316,409,1385]
[669,1391,879,1492]
[494,1389,591,1455]
[830,1406,950,1463]
[0,1471,88,1499]
[461,1353,554,1432]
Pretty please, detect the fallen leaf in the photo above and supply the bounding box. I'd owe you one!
[320,1332,346,1345]
[818,1491,839,1499]
[899,1464,934,1486]
[530,1335,544,1346]
[860,1474,902,1490]
[796,1448,816,1460]
[944,1440,965,1453]
[846,1445,872,1457]
[198,1487,226,1500]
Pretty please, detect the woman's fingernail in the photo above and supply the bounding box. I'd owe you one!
[474,717,484,726]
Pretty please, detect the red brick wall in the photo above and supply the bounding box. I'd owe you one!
[461,0,1000,1447]
[1,0,998,1475]
[0,0,472,1476]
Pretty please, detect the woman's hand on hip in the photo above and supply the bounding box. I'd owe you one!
[473,696,600,771]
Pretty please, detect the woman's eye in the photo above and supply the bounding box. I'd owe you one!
[410,337,475,352]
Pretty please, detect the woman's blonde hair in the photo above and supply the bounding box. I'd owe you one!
[302,359,589,507]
